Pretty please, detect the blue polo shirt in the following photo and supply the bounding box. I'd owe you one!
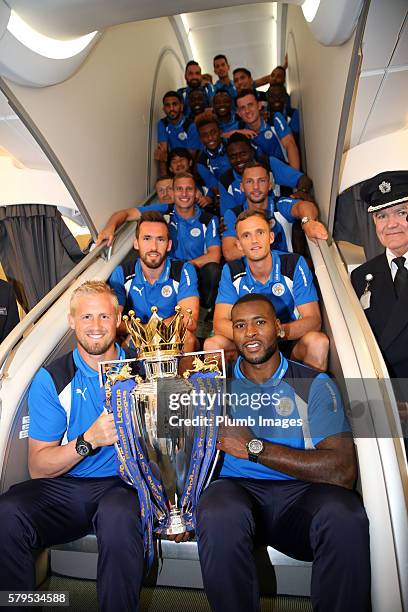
[250,116,291,162]
[219,168,245,216]
[220,354,349,480]
[218,114,244,134]
[197,143,231,191]
[177,84,214,117]
[168,206,220,260]
[108,256,198,321]
[216,252,318,323]
[29,346,127,477]
[223,195,297,252]
[269,156,303,189]
[214,80,237,99]
[279,106,300,136]
[218,159,303,216]
[157,116,201,151]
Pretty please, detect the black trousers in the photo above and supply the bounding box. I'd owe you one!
[196,263,222,310]
[197,478,371,612]
[0,476,144,612]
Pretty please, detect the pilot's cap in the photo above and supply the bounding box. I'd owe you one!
[361,171,408,213]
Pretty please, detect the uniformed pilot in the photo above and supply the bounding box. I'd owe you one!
[351,171,408,446]
[351,171,408,380]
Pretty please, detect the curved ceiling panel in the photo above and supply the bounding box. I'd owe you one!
[5,0,298,39]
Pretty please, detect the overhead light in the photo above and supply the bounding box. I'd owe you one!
[7,10,97,60]
[302,0,321,23]
[180,13,199,61]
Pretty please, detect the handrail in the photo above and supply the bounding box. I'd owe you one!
[0,191,156,373]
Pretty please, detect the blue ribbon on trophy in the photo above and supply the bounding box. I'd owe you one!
[179,372,223,520]
[99,306,225,568]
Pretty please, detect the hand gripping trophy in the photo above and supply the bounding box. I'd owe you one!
[99,306,225,566]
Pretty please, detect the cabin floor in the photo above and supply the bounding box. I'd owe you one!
[40,574,312,611]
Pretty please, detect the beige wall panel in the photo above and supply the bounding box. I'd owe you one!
[285,5,356,223]
[4,18,185,232]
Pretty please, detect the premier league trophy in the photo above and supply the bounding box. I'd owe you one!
[99,306,225,565]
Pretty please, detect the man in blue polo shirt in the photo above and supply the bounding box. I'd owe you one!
[219,133,311,216]
[156,90,201,174]
[232,67,268,102]
[188,89,207,119]
[222,162,326,261]
[197,293,370,612]
[212,90,244,135]
[108,210,199,351]
[213,54,237,100]
[205,209,329,371]
[196,114,231,200]
[178,60,214,118]
[236,89,300,169]
[169,172,222,310]
[268,83,300,143]
[0,281,145,610]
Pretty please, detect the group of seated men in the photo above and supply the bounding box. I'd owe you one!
[97,55,329,371]
[0,54,371,612]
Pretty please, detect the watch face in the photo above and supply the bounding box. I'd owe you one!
[248,439,264,455]
[76,442,91,456]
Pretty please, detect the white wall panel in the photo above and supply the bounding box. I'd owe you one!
[3,17,185,233]
[285,4,355,222]
[348,72,384,148]
[0,156,75,206]
[362,69,408,143]
[182,4,276,81]
[391,13,408,67]
[361,0,407,70]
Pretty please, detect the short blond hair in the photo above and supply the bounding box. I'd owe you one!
[173,171,195,184]
[70,280,119,315]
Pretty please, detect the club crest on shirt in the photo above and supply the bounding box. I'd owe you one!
[272,283,285,296]
[190,227,201,237]
[264,130,273,140]
[275,396,294,416]
[178,132,188,141]
[161,285,173,298]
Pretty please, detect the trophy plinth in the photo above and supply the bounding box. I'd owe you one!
[158,506,190,536]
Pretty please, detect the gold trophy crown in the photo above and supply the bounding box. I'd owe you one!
[122,306,192,359]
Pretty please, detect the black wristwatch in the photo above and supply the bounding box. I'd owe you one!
[75,433,93,457]
[246,439,264,463]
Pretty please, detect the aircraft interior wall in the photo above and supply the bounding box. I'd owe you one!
[2,17,187,236]
[285,4,356,223]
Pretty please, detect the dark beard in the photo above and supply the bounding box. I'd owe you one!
[139,251,167,269]
[238,339,278,365]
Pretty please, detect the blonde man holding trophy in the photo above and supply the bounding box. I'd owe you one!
[0,281,145,611]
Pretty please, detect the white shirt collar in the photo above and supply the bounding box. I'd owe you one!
[386,248,408,271]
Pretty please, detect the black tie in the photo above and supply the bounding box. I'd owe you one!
[393,257,408,298]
